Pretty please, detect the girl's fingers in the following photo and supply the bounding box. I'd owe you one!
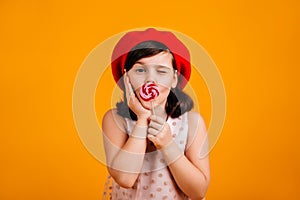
[124,73,135,102]
[148,121,166,136]
[149,115,166,125]
[149,120,164,131]
[148,123,172,149]
[124,74,130,100]
[147,134,157,144]
[148,115,166,138]
[148,127,159,136]
[124,74,151,118]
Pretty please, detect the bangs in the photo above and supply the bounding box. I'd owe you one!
[124,41,176,72]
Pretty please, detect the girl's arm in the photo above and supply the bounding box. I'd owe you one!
[102,73,151,188]
[148,111,210,199]
[102,109,148,188]
[164,111,210,199]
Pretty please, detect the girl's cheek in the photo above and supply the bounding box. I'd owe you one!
[157,80,173,90]
[156,75,175,88]
[128,73,174,91]
[129,77,145,90]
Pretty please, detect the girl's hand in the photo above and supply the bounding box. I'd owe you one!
[124,73,151,120]
[147,115,173,149]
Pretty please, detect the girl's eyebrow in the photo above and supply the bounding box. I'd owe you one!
[135,61,170,68]
[156,65,172,69]
[135,61,145,65]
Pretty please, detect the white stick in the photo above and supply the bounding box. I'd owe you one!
[151,100,155,116]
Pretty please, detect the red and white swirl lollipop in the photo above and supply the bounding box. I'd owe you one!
[139,82,160,101]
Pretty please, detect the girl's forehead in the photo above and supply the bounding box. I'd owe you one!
[134,52,173,68]
[132,64,173,70]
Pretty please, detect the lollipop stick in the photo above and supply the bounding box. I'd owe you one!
[151,100,156,116]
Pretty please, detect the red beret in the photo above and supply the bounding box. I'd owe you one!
[111,28,191,90]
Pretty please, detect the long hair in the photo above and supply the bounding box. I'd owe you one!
[116,41,193,120]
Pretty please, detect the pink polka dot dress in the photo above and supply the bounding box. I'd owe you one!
[106,113,190,200]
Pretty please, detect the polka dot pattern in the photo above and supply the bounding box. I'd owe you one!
[108,113,190,200]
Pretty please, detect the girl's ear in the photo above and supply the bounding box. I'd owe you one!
[171,70,178,88]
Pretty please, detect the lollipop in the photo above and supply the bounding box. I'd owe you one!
[139,82,160,101]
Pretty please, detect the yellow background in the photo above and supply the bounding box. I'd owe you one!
[1,0,299,199]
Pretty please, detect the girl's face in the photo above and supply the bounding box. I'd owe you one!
[127,51,178,110]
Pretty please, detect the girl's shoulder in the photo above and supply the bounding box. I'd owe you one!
[187,111,207,130]
[186,111,207,147]
[187,111,203,123]
[102,108,127,133]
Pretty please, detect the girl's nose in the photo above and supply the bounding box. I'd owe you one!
[145,71,156,83]
[146,78,155,83]
[145,76,156,84]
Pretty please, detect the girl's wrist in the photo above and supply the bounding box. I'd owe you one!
[160,140,184,165]
[130,124,148,139]
[136,116,149,126]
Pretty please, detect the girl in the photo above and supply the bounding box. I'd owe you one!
[102,28,210,200]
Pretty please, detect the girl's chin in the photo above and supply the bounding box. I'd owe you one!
[140,99,164,110]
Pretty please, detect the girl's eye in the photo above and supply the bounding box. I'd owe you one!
[135,68,146,73]
[157,70,167,74]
